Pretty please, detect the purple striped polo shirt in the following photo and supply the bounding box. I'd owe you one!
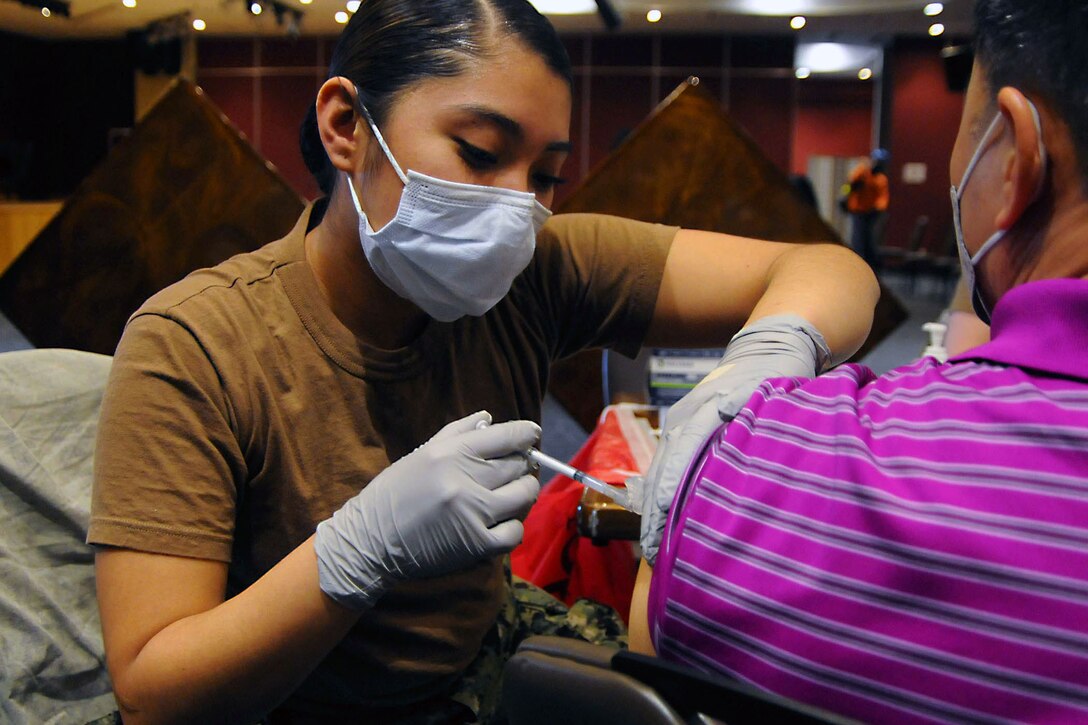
[648,278,1088,724]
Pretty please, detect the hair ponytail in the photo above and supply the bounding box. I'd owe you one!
[299,103,335,196]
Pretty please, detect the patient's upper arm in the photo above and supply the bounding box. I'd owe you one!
[628,558,656,656]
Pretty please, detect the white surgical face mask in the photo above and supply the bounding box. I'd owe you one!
[950,100,1046,324]
[346,100,551,323]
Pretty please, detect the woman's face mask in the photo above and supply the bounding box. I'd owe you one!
[950,99,1046,325]
[346,97,551,323]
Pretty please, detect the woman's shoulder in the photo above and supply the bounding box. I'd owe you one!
[136,233,300,325]
[531,213,677,279]
[539,212,676,247]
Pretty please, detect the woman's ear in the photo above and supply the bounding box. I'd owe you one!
[994,87,1048,231]
[316,77,364,174]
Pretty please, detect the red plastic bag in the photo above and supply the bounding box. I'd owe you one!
[512,407,650,623]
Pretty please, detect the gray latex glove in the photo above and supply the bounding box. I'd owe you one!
[314,411,541,610]
[637,314,831,565]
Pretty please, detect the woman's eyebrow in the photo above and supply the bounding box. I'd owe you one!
[457,104,571,153]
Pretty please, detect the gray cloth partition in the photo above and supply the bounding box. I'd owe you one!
[0,349,116,724]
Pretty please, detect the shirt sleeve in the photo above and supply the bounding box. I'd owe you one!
[88,312,246,562]
[523,212,677,361]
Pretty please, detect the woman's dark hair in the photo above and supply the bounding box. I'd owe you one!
[974,0,1088,182]
[299,0,572,196]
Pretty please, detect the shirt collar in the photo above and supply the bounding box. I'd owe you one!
[949,278,1088,381]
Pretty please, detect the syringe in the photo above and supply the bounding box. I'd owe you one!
[524,447,631,509]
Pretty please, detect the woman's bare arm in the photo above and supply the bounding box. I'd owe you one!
[96,537,360,725]
[646,230,879,363]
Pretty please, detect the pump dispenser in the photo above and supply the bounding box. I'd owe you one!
[922,322,949,362]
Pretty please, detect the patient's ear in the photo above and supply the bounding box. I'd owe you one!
[993,87,1048,232]
[628,559,657,656]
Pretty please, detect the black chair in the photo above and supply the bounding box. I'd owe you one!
[878,214,929,279]
[900,222,961,298]
[502,636,857,725]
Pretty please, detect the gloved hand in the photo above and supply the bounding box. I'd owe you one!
[314,410,541,610]
[637,314,831,565]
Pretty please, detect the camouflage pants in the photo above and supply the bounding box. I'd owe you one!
[448,559,629,723]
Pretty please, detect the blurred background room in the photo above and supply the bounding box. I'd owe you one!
[0,0,974,451]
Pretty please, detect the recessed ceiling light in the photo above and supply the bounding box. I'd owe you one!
[250,2,262,15]
[733,0,811,15]
[929,22,945,36]
[527,0,597,14]
[299,0,312,4]
[924,3,944,16]
[646,8,662,23]
[858,67,873,80]
[790,16,806,30]
[335,10,349,23]
[192,18,206,31]
[41,7,51,17]
[795,67,811,79]
[346,1,361,11]
[122,0,137,7]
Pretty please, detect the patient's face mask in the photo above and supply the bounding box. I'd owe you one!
[346,99,551,323]
[950,100,1046,325]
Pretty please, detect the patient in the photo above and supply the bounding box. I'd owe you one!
[631,0,1088,722]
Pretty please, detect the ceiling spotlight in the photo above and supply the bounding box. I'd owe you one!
[122,0,136,7]
[646,8,661,22]
[334,10,349,23]
[299,0,312,3]
[795,67,811,79]
[924,2,944,16]
[528,1,596,13]
[929,22,945,36]
[346,0,360,11]
[790,15,806,30]
[21,1,71,16]
[250,2,263,15]
[192,17,206,30]
[858,67,873,80]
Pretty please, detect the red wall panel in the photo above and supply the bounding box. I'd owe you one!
[728,76,795,174]
[792,79,873,175]
[193,33,965,250]
[586,74,655,172]
[195,75,257,147]
[884,39,965,252]
[259,74,322,201]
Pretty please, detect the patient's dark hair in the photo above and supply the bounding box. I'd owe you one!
[974,0,1088,182]
[299,0,571,196]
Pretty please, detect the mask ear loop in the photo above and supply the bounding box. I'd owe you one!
[956,113,1004,191]
[348,82,410,187]
[1024,99,1049,203]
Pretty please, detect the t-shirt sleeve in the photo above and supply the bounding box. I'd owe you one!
[88,312,246,562]
[525,212,677,361]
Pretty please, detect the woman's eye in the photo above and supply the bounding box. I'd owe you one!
[455,139,498,170]
[533,173,567,193]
